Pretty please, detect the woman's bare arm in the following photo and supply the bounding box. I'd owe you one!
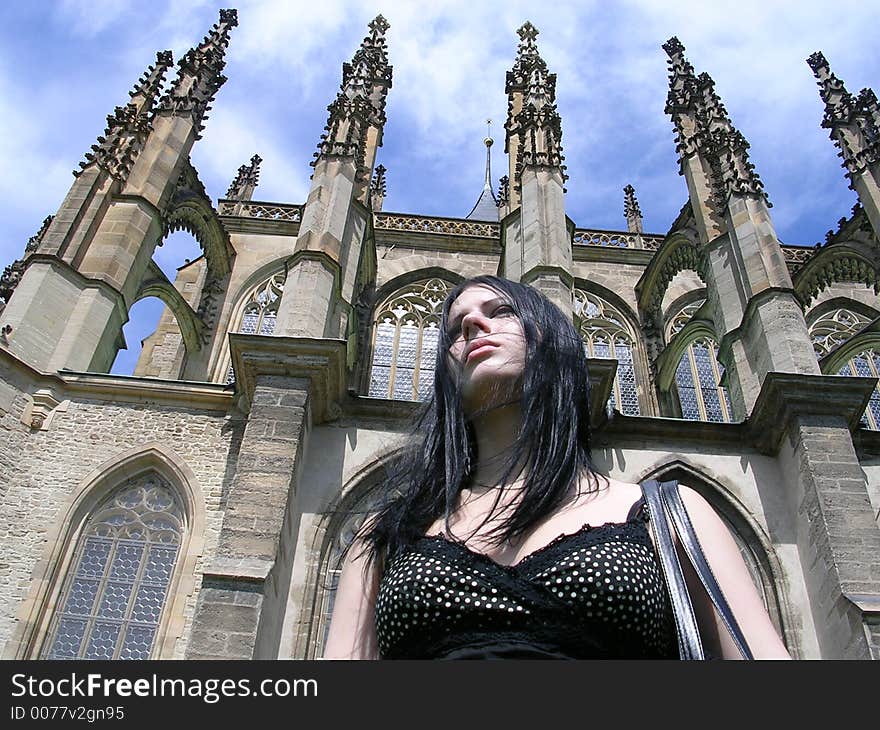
[322,533,382,660]
[677,486,791,660]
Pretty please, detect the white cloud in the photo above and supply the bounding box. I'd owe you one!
[2,0,878,269]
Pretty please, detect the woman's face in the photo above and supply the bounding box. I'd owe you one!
[445,284,527,413]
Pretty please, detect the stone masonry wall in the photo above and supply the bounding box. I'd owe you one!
[0,376,241,658]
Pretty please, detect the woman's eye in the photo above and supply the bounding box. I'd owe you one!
[493,305,514,317]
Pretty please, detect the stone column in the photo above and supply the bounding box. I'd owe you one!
[185,336,346,659]
[751,373,880,658]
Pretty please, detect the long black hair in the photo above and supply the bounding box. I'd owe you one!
[357,274,599,572]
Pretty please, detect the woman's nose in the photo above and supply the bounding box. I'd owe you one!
[461,311,491,340]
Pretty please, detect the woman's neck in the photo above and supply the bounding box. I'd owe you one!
[468,401,527,489]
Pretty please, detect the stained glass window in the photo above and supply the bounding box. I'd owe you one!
[42,473,183,660]
[574,290,640,415]
[368,279,452,401]
[674,338,733,422]
[837,351,880,429]
[808,308,880,430]
[667,300,732,422]
[225,272,284,384]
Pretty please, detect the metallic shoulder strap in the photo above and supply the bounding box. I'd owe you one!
[639,479,704,660]
[659,481,754,660]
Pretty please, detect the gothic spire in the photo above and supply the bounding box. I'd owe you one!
[505,22,566,188]
[157,9,238,139]
[624,184,643,234]
[313,15,393,183]
[225,153,262,200]
[74,50,174,181]
[663,37,768,208]
[342,14,392,122]
[466,122,499,221]
[807,51,880,182]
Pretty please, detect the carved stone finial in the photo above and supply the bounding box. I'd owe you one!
[219,8,238,27]
[225,153,262,200]
[662,36,686,58]
[156,9,237,138]
[370,164,387,211]
[624,185,643,234]
[369,14,390,36]
[806,51,829,74]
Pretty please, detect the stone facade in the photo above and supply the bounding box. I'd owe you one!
[1,12,879,660]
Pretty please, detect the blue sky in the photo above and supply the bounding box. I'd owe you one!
[1,0,878,374]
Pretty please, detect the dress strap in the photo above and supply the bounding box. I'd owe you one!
[626,495,647,522]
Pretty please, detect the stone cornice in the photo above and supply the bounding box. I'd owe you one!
[228,335,348,423]
[0,346,234,412]
[748,371,877,455]
[596,412,748,448]
[572,245,655,266]
[521,265,575,290]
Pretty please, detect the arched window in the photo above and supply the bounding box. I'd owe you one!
[224,272,285,384]
[574,290,640,415]
[810,307,871,358]
[41,473,183,660]
[316,517,364,655]
[838,351,880,429]
[809,308,880,429]
[368,279,452,401]
[668,300,732,423]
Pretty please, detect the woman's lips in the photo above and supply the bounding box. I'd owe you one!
[466,342,499,362]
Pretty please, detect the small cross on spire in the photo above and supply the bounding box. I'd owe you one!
[518,21,538,42]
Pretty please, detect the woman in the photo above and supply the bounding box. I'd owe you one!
[324,275,791,659]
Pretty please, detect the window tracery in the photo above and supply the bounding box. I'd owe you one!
[41,473,183,660]
[368,278,452,401]
[225,271,284,384]
[574,290,640,415]
[809,307,871,358]
[809,308,880,429]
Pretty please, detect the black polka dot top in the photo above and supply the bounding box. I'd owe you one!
[374,501,678,659]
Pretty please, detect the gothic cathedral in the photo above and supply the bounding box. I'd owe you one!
[1,9,879,659]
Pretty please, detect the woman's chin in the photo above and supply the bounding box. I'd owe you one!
[461,380,522,417]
